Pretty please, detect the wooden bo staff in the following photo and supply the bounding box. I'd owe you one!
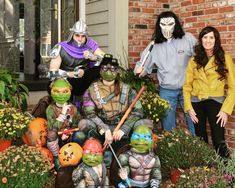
[114,86,146,132]
[58,128,80,135]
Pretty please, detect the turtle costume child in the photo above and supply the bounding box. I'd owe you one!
[72,138,109,188]
[46,78,85,170]
[117,125,161,188]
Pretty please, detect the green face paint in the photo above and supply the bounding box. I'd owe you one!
[82,153,103,167]
[51,79,71,104]
[51,93,71,104]
[130,125,153,153]
[100,70,118,81]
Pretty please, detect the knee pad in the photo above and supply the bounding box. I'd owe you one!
[78,119,90,132]
[47,138,59,157]
[47,130,58,142]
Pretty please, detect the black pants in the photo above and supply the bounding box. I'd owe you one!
[192,99,229,158]
[68,66,101,96]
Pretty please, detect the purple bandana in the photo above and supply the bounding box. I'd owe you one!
[59,37,99,60]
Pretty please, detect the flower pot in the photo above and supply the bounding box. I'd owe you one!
[170,168,182,184]
[0,139,12,152]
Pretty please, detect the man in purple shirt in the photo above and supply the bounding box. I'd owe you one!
[49,20,105,99]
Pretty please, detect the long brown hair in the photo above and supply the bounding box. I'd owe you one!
[194,26,228,80]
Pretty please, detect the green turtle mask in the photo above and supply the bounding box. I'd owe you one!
[50,79,71,104]
[82,153,103,167]
[130,125,153,153]
[100,64,118,81]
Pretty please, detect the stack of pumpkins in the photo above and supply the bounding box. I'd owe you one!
[22,117,83,175]
[22,118,54,166]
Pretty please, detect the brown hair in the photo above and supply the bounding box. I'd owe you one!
[194,26,228,80]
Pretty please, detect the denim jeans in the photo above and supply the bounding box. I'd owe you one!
[159,87,195,135]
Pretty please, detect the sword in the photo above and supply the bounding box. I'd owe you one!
[135,41,155,75]
[108,143,131,187]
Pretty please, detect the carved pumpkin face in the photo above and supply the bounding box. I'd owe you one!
[22,118,47,146]
[58,142,83,166]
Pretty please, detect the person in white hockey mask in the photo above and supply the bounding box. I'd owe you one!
[134,11,197,135]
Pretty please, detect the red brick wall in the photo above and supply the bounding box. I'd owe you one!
[128,0,235,148]
[128,0,170,66]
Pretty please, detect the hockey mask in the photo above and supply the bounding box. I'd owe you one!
[50,79,71,104]
[160,17,175,39]
[131,125,153,153]
[82,139,103,167]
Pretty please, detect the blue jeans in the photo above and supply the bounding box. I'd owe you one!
[159,87,195,135]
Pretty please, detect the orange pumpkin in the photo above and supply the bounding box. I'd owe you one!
[37,146,54,167]
[22,118,47,146]
[0,139,12,152]
[58,142,83,166]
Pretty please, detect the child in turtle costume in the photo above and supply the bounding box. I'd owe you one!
[46,78,85,170]
[72,138,109,188]
[117,125,161,188]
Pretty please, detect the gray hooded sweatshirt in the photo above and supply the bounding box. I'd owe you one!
[135,32,197,90]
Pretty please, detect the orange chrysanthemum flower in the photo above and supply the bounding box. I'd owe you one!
[2,177,7,184]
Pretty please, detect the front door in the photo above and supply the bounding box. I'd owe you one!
[0,0,79,81]
[0,0,20,72]
[40,0,79,77]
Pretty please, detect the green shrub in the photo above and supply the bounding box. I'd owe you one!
[0,145,51,188]
[119,68,157,93]
[156,128,217,179]
[119,68,170,126]
[0,68,28,111]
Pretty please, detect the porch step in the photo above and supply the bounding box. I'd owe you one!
[19,73,49,91]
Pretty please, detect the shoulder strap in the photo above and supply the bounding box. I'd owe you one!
[120,83,129,105]
[131,152,154,178]
[86,166,101,187]
[100,162,107,186]
[93,82,116,105]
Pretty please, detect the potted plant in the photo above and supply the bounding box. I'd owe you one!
[0,68,28,111]
[155,128,217,181]
[0,145,51,188]
[0,104,31,151]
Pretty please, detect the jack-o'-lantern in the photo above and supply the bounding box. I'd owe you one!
[58,142,83,166]
[22,118,47,146]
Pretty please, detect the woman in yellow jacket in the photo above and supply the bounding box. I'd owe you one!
[183,26,235,158]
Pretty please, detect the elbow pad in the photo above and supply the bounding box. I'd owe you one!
[47,69,68,80]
